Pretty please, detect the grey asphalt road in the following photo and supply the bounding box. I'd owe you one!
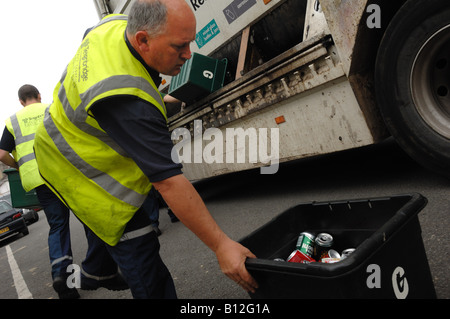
[0,138,448,301]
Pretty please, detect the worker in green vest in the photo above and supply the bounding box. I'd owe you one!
[0,85,127,298]
[34,0,258,298]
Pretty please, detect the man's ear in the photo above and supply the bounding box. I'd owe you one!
[135,31,150,51]
[19,99,26,107]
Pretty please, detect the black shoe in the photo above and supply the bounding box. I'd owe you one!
[53,276,80,299]
[81,273,129,291]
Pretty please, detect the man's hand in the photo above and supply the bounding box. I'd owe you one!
[215,236,259,293]
[0,149,18,169]
[153,174,259,293]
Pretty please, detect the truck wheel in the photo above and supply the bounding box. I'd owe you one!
[375,0,450,178]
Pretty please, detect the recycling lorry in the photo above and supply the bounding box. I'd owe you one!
[92,0,450,180]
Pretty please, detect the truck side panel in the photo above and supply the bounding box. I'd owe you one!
[92,0,398,180]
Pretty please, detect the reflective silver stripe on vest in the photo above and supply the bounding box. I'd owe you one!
[17,153,36,167]
[57,74,165,157]
[9,114,36,167]
[43,107,146,207]
[56,75,128,157]
[95,15,128,29]
[79,74,165,115]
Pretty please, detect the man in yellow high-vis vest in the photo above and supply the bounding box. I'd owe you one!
[0,85,127,299]
[34,0,258,298]
[0,85,80,299]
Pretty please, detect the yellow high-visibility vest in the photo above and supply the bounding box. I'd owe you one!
[5,103,48,192]
[34,14,167,246]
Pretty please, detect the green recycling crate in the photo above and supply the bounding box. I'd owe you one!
[168,52,227,103]
[3,169,40,208]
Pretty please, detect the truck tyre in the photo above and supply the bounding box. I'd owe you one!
[375,0,450,178]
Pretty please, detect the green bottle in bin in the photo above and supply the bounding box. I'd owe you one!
[3,169,40,208]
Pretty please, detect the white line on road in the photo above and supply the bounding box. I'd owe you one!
[6,245,33,299]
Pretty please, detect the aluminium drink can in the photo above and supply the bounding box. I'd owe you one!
[314,233,334,259]
[320,257,341,263]
[296,232,315,257]
[287,250,316,264]
[319,249,341,262]
[341,248,355,260]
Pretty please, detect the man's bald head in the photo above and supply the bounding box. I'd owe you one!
[127,0,196,75]
[127,0,194,37]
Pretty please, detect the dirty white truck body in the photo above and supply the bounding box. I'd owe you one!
[93,0,450,180]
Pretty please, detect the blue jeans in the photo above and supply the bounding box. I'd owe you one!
[35,185,73,280]
[83,207,177,299]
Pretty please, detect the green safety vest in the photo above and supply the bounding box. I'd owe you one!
[5,103,48,192]
[34,14,167,246]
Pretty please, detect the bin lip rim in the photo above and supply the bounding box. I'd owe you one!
[242,193,427,277]
[3,168,18,174]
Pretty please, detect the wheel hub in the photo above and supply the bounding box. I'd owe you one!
[411,24,450,139]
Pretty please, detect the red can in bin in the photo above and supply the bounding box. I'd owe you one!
[287,250,316,264]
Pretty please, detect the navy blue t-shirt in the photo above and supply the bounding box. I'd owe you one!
[0,126,15,152]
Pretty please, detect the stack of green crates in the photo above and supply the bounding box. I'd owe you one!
[168,52,227,103]
[3,169,40,208]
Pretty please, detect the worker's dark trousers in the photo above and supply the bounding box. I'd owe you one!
[35,185,73,280]
[82,207,177,299]
[142,189,160,227]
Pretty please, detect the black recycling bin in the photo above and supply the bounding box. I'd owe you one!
[240,193,436,299]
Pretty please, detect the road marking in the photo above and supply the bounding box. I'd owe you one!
[6,245,33,299]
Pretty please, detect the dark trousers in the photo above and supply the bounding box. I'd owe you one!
[142,189,178,227]
[82,207,177,299]
[142,189,160,227]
